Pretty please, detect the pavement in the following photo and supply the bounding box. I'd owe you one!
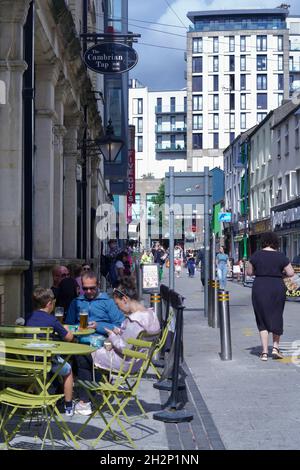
[3,269,300,450]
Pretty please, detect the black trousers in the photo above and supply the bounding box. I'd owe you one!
[74,354,102,402]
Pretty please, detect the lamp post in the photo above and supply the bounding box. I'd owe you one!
[97,119,124,162]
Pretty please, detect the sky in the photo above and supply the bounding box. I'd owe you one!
[128,0,300,91]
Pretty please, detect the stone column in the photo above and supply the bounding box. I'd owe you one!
[0,0,31,323]
[53,81,67,258]
[63,115,81,259]
[34,63,60,259]
[0,0,31,259]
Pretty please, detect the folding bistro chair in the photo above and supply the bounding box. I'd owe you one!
[0,344,77,449]
[76,338,158,448]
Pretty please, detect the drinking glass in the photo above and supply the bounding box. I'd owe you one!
[79,311,88,329]
[55,307,64,324]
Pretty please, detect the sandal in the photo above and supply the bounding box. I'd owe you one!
[260,352,268,361]
[272,347,284,359]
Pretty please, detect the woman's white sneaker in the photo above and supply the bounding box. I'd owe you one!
[74,401,92,416]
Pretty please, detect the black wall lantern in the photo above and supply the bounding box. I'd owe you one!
[97,119,124,162]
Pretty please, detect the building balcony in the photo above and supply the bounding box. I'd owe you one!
[189,19,287,33]
[155,106,186,115]
[155,125,187,134]
[156,145,187,153]
[290,65,300,73]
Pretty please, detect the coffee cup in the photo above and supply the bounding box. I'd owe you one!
[104,340,113,351]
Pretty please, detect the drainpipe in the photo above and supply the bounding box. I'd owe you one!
[23,1,35,316]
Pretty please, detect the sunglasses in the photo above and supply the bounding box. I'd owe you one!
[82,286,97,291]
[82,267,91,271]
[113,288,127,299]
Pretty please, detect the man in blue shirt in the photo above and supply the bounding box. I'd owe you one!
[65,271,125,416]
[26,287,75,416]
[65,271,125,335]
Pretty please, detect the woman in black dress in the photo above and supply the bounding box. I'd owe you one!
[247,232,294,361]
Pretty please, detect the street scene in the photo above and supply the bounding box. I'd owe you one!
[1,0,300,454]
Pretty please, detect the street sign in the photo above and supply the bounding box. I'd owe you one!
[84,43,138,74]
[218,212,232,222]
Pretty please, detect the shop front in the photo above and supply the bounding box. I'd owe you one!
[249,218,271,254]
[271,198,300,261]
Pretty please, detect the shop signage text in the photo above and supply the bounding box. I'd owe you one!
[84,43,138,74]
[272,206,300,229]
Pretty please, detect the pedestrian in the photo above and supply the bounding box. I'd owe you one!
[246,232,294,361]
[216,247,230,290]
[152,242,167,281]
[187,251,196,277]
[196,248,205,289]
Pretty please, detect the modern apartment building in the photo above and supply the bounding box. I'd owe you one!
[186,8,290,172]
[129,79,187,179]
[287,17,300,95]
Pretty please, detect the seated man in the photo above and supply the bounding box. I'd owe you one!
[65,271,125,416]
[26,287,75,416]
[65,271,125,335]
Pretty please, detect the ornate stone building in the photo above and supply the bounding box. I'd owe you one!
[0,0,110,321]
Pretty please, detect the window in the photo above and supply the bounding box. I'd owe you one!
[156,116,162,131]
[213,75,219,91]
[257,93,267,110]
[133,117,143,133]
[184,96,187,112]
[229,55,235,72]
[213,56,219,72]
[257,35,267,51]
[213,133,219,149]
[240,113,246,129]
[193,133,203,149]
[170,97,176,112]
[156,97,162,112]
[240,94,246,110]
[278,93,284,107]
[278,74,284,90]
[133,98,143,114]
[192,76,202,92]
[146,193,157,220]
[193,38,203,53]
[240,55,246,71]
[213,114,219,130]
[277,128,281,158]
[295,116,300,149]
[229,114,235,129]
[240,74,246,90]
[170,115,176,130]
[257,112,267,123]
[285,123,289,155]
[137,136,143,152]
[229,75,235,91]
[229,36,235,52]
[278,35,283,52]
[193,114,203,130]
[213,94,219,110]
[170,135,176,147]
[257,74,267,90]
[193,95,203,111]
[240,35,246,52]
[278,55,283,71]
[192,57,203,73]
[213,37,219,53]
[229,94,235,110]
[290,56,294,72]
[257,55,267,71]
[156,135,162,149]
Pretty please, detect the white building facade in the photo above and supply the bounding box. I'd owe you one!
[129,79,187,179]
[186,8,290,172]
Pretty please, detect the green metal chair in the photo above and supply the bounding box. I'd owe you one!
[0,326,53,340]
[76,338,159,448]
[0,344,77,449]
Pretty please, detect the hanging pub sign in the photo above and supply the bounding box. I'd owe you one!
[84,42,138,74]
[284,264,300,301]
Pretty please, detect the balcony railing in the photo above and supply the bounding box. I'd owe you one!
[155,106,186,114]
[156,145,186,152]
[155,125,187,133]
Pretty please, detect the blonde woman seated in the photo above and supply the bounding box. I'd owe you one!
[92,277,161,374]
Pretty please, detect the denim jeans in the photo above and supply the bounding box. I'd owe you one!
[217,265,228,290]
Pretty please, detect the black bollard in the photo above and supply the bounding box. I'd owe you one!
[153,291,193,423]
[218,290,232,360]
[212,280,220,329]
